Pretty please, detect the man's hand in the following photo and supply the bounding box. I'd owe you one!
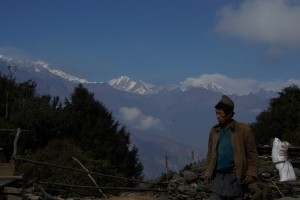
[204,176,211,185]
[244,175,255,184]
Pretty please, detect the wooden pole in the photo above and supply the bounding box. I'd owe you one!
[191,150,196,166]
[12,128,21,162]
[16,156,155,184]
[165,155,169,181]
[271,180,284,198]
[72,157,107,199]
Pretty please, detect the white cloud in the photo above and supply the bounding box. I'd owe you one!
[119,107,163,131]
[215,0,300,48]
[180,73,300,95]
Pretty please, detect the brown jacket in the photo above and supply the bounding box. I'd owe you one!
[204,120,258,181]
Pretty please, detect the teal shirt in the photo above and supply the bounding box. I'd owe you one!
[216,128,234,171]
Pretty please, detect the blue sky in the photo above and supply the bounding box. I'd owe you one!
[1,0,300,90]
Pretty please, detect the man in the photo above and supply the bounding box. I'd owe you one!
[204,95,259,200]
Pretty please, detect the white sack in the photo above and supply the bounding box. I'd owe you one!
[272,137,296,181]
[272,137,289,163]
[275,161,297,182]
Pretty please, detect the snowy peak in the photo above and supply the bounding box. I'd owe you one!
[0,55,94,84]
[108,75,228,95]
[0,55,277,97]
[179,82,227,94]
[33,60,95,84]
[202,83,227,93]
[108,76,153,95]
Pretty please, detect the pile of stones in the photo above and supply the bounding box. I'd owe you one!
[163,168,211,200]
[156,160,300,200]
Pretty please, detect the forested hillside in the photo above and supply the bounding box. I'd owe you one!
[251,85,300,146]
[0,72,143,189]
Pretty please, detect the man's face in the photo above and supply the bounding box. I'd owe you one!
[215,109,231,124]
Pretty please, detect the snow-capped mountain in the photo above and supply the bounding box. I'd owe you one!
[108,75,154,95]
[108,75,228,95]
[33,60,95,84]
[0,55,94,84]
[0,55,278,97]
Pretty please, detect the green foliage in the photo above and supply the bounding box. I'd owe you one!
[19,139,126,196]
[251,85,300,146]
[62,84,143,180]
[0,72,144,191]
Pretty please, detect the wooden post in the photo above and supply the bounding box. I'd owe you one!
[165,155,169,181]
[191,150,196,166]
[12,128,21,163]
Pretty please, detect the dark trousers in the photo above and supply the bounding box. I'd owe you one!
[210,172,244,200]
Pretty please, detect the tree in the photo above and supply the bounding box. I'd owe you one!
[62,84,143,180]
[251,85,300,146]
[0,73,65,159]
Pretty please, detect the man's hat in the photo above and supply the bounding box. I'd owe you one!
[216,95,234,110]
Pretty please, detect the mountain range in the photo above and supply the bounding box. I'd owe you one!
[0,55,278,179]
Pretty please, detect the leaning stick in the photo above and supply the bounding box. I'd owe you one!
[271,180,284,198]
[72,157,107,199]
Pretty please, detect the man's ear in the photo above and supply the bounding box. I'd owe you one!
[228,111,233,117]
